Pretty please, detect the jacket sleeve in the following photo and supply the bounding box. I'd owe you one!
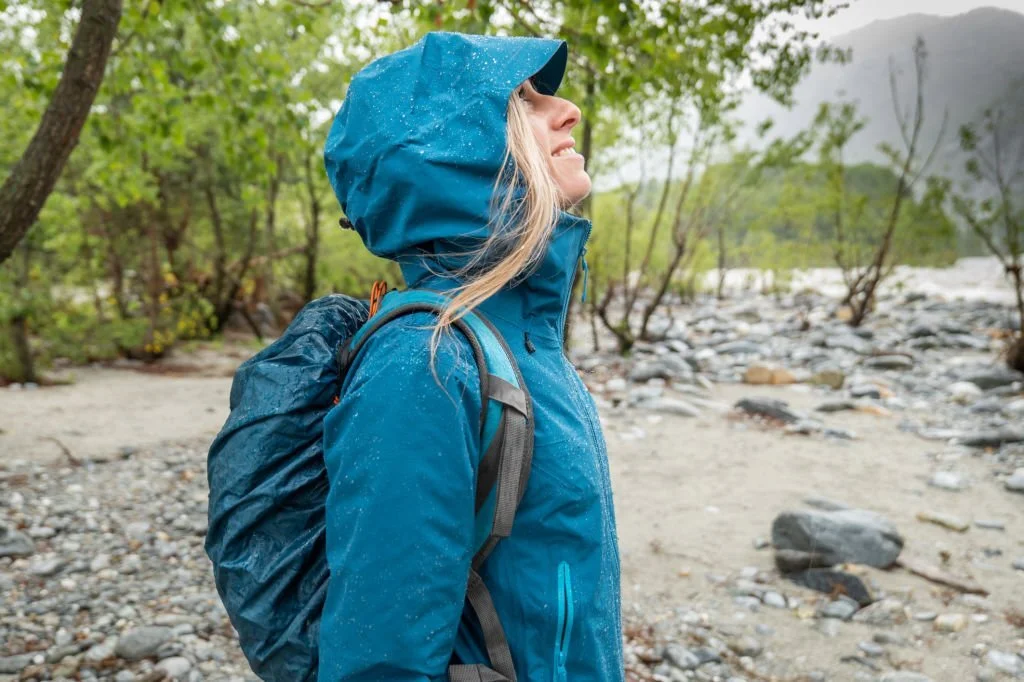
[317,314,481,682]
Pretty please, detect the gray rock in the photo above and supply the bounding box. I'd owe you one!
[729,636,763,658]
[872,632,907,646]
[853,599,907,626]
[974,519,1005,530]
[45,643,82,664]
[948,381,983,402]
[772,508,903,568]
[849,384,882,399]
[84,637,119,662]
[735,397,803,423]
[1004,468,1024,493]
[858,641,885,657]
[908,322,938,338]
[816,400,857,413]
[818,596,859,620]
[865,355,914,371]
[28,556,65,577]
[785,568,872,606]
[0,523,34,558]
[985,650,1023,675]
[663,643,701,670]
[826,335,873,355]
[960,367,1024,390]
[155,656,192,679]
[970,397,1007,414]
[1012,558,1024,571]
[762,591,787,608]
[628,356,693,382]
[115,626,174,661]
[643,397,701,417]
[715,340,768,356]
[0,653,36,674]
[928,471,967,491]
[957,429,1024,448]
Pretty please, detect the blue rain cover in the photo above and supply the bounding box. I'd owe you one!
[205,294,369,682]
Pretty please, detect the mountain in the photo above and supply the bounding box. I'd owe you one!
[737,7,1024,181]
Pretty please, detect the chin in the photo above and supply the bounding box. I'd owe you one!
[560,173,592,208]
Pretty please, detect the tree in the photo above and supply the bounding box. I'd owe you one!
[827,36,948,326]
[0,0,123,265]
[952,92,1024,369]
[389,0,846,348]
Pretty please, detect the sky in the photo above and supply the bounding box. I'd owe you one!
[805,0,1024,37]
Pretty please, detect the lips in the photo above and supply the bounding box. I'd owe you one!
[552,139,576,157]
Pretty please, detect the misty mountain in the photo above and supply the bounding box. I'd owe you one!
[737,7,1024,182]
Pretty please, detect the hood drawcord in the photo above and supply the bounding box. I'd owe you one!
[580,248,589,304]
[523,331,536,354]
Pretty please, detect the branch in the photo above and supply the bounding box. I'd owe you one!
[0,0,124,265]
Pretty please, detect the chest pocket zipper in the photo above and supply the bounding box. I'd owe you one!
[554,561,575,682]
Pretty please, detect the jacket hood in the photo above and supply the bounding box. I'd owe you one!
[323,32,592,346]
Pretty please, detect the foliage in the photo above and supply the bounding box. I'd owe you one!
[951,84,1024,368]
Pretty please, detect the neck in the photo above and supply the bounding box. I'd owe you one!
[398,211,592,352]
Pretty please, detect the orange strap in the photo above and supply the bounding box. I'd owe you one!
[368,280,388,317]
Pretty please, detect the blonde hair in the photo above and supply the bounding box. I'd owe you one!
[426,83,566,366]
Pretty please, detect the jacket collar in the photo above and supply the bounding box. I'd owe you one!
[398,211,592,351]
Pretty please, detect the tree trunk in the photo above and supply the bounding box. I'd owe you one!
[0,0,123,265]
[303,152,322,302]
[8,243,38,383]
[716,224,726,300]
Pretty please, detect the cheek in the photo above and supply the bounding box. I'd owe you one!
[527,115,549,153]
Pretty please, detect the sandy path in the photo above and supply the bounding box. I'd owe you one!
[0,366,232,465]
[3,359,1022,679]
[607,382,1024,680]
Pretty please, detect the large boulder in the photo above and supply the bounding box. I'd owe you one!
[771,508,903,568]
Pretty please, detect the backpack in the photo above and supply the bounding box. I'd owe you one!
[205,285,534,682]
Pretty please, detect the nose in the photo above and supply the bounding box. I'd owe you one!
[553,97,581,131]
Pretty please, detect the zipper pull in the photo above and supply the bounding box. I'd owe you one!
[580,248,589,304]
[523,331,536,354]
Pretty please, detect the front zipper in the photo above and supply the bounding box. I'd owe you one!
[562,358,624,669]
[554,561,575,682]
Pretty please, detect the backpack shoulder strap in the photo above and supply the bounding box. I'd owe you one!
[336,288,532,682]
[337,288,534,561]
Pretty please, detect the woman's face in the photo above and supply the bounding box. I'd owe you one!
[519,79,591,206]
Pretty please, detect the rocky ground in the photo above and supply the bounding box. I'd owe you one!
[2,273,1024,682]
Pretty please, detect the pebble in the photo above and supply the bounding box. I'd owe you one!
[858,641,885,657]
[974,519,1005,530]
[984,650,1023,675]
[933,613,969,633]
[819,597,860,620]
[1004,468,1024,493]
[155,655,193,679]
[729,636,764,658]
[916,510,970,532]
[115,626,175,660]
[928,471,967,491]
[0,524,35,558]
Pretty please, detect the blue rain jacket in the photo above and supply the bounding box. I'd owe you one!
[321,32,623,682]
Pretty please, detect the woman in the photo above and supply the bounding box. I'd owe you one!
[320,32,623,682]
